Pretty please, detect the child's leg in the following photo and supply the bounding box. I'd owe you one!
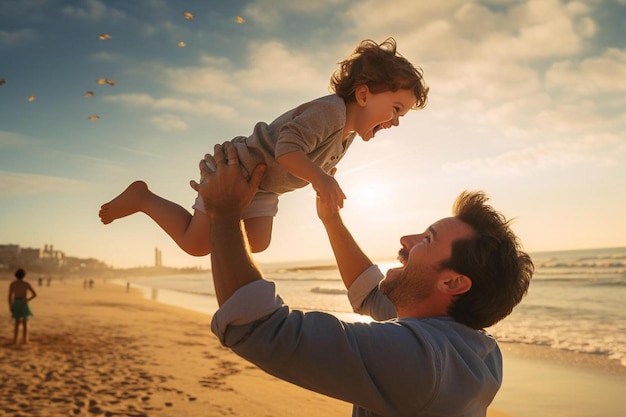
[100,181,159,224]
[99,181,211,256]
[239,192,277,253]
[243,216,274,253]
[22,320,29,344]
[13,320,19,344]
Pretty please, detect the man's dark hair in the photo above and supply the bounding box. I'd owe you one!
[442,191,534,329]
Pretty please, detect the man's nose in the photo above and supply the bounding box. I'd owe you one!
[400,234,421,248]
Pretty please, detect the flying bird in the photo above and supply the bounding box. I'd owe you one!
[96,78,116,86]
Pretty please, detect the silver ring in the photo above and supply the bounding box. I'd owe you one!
[227,158,239,165]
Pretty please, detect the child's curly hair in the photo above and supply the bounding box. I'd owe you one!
[330,38,429,110]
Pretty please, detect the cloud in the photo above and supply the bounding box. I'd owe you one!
[62,0,126,21]
[90,51,123,62]
[442,135,620,177]
[0,131,32,147]
[0,171,86,198]
[161,56,238,96]
[149,114,188,131]
[0,0,48,20]
[345,0,592,61]
[0,28,37,47]
[108,40,332,124]
[545,48,626,95]
[242,0,347,27]
[102,93,236,118]
[161,41,328,100]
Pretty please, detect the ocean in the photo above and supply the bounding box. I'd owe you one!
[113,246,626,369]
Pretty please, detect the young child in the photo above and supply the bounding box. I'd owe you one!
[99,38,429,255]
[8,268,37,345]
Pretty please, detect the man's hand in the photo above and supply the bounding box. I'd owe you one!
[190,143,266,220]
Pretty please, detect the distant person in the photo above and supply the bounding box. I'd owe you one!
[99,37,429,256]
[8,268,37,345]
[191,144,534,417]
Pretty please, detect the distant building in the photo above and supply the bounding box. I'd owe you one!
[0,244,20,268]
[19,247,42,265]
[155,247,162,267]
[0,242,108,273]
[40,244,65,267]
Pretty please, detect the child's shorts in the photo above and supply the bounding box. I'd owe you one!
[192,191,279,219]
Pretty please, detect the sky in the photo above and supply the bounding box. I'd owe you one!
[1,0,625,269]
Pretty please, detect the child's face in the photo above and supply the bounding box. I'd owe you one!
[356,88,417,142]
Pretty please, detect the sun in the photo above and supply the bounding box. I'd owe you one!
[346,180,391,211]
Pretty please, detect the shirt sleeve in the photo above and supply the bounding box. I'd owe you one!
[211,280,283,342]
[211,298,439,416]
[348,265,397,321]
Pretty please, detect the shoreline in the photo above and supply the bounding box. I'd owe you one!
[124,277,626,417]
[3,275,625,416]
[122,277,626,373]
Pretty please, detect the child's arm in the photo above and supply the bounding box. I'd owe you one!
[8,282,14,312]
[277,151,346,208]
[27,283,37,302]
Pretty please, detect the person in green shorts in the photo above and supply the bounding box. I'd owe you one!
[8,268,37,345]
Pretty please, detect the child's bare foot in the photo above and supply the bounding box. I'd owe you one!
[99,181,151,224]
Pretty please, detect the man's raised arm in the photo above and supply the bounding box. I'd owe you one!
[190,143,266,305]
[316,171,374,290]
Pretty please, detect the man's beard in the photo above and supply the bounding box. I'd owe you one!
[380,266,436,310]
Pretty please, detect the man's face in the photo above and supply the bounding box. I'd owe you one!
[380,217,475,310]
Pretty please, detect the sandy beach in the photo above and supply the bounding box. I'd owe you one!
[1,277,353,417]
[4,274,622,416]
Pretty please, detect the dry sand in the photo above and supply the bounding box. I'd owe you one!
[0,277,511,417]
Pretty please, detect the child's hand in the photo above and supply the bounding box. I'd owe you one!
[312,170,346,210]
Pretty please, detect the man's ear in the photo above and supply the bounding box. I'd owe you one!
[355,85,369,106]
[438,273,472,295]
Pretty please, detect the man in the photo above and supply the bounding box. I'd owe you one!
[191,143,533,417]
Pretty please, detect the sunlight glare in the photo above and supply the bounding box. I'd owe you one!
[347,180,390,210]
